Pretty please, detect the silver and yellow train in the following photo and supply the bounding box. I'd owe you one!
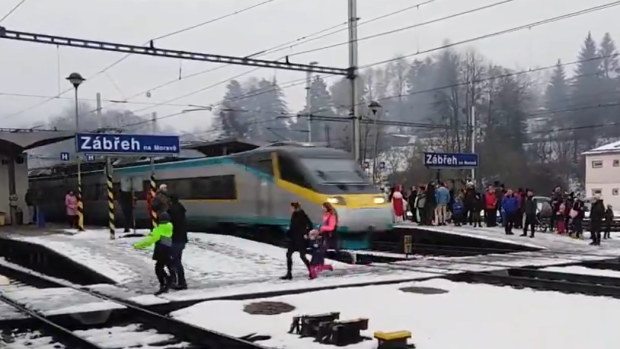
[29,143,393,250]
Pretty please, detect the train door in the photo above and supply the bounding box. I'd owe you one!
[252,152,274,220]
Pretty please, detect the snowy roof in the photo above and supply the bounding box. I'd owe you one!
[582,140,620,155]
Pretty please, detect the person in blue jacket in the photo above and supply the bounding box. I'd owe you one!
[434,182,451,226]
[452,194,465,226]
[501,189,519,235]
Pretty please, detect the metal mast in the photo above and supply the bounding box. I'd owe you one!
[347,0,361,162]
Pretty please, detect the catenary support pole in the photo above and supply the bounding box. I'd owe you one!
[306,69,312,143]
[106,159,115,240]
[149,112,157,231]
[347,0,361,163]
[470,104,476,182]
[305,61,318,143]
[75,87,84,232]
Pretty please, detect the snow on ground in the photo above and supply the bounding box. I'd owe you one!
[0,301,26,321]
[541,265,620,278]
[395,223,620,251]
[1,287,124,316]
[1,326,190,349]
[0,332,60,349]
[10,229,368,292]
[173,278,620,349]
[160,268,438,302]
[75,324,190,348]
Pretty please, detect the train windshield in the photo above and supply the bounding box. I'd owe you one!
[299,158,369,184]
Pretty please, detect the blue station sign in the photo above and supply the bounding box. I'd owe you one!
[75,133,181,155]
[423,152,479,168]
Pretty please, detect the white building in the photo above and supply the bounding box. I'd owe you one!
[583,140,620,208]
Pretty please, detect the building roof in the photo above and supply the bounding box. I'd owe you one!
[0,129,75,155]
[582,140,620,155]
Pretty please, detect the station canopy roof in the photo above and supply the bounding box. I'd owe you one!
[0,129,75,155]
[182,138,261,157]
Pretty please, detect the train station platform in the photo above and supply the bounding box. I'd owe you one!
[391,222,620,252]
[2,227,620,316]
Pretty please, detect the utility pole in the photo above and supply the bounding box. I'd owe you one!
[348,0,361,163]
[470,104,476,182]
[96,93,115,240]
[305,61,318,143]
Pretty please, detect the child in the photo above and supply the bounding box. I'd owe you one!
[604,205,614,239]
[452,195,464,226]
[556,203,566,234]
[307,229,333,279]
[134,212,174,295]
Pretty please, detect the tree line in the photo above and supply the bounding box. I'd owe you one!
[212,31,620,192]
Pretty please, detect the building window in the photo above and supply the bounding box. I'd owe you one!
[613,188,619,196]
[592,188,602,196]
[614,159,620,167]
[591,160,603,168]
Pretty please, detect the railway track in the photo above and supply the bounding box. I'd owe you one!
[0,267,268,349]
[361,255,620,298]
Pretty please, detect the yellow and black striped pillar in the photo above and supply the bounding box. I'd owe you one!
[107,168,115,239]
[77,182,84,232]
[150,174,157,230]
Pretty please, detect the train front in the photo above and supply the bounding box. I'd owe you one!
[284,151,393,250]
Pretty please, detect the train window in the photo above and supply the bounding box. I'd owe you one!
[244,153,273,176]
[299,158,368,184]
[278,155,311,188]
[167,178,192,200]
[190,175,236,200]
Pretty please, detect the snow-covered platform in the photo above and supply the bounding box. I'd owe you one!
[5,228,620,308]
[393,222,620,250]
[172,278,620,349]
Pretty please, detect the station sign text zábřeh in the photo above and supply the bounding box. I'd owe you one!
[75,133,180,155]
[424,152,478,168]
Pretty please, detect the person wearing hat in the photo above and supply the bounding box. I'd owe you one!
[152,184,170,216]
[134,212,174,294]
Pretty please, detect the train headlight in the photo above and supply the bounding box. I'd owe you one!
[326,196,346,205]
[373,197,385,204]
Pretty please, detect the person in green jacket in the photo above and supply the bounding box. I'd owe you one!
[134,212,174,295]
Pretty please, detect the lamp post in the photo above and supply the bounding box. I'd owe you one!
[369,101,382,183]
[67,72,85,232]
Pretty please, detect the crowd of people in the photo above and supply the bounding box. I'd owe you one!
[133,184,340,293]
[387,182,615,246]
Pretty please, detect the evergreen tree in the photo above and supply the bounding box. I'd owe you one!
[245,78,289,141]
[570,32,604,160]
[303,76,335,144]
[216,80,249,138]
[597,33,620,139]
[545,60,569,111]
[599,32,619,78]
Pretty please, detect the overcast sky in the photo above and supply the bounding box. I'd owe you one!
[0,0,618,133]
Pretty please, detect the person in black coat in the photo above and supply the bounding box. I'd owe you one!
[281,202,313,280]
[521,190,537,238]
[167,194,188,289]
[589,196,606,246]
[604,205,614,239]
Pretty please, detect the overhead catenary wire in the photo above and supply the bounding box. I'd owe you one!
[113,0,439,110]
[0,0,280,121]
[288,0,517,58]
[124,1,620,121]
[0,0,27,24]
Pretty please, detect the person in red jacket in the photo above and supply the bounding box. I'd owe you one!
[392,185,406,222]
[484,186,497,227]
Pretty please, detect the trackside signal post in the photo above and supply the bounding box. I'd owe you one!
[423,152,479,182]
[75,132,180,239]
